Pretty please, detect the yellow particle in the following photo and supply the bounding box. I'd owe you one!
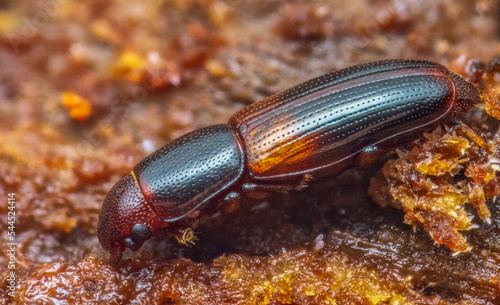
[465,163,496,184]
[457,124,485,148]
[61,91,92,122]
[48,214,78,233]
[176,228,198,247]
[112,50,148,82]
[326,262,392,304]
[389,294,407,305]
[91,20,121,44]
[415,137,468,176]
[484,85,500,119]
[435,39,450,54]
[209,1,233,26]
[469,184,491,222]
[259,281,272,305]
[0,12,20,34]
[325,296,337,305]
[205,59,228,77]
[304,287,316,296]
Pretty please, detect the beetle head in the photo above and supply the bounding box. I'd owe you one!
[97,173,163,265]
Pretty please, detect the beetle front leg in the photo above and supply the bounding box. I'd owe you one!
[220,191,241,214]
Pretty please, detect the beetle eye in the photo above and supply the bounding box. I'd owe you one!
[130,224,152,244]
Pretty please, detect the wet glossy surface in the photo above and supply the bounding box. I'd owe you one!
[134,124,244,221]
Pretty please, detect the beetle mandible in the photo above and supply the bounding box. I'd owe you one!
[98,59,481,264]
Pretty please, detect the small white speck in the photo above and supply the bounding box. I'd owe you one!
[314,233,324,252]
[142,140,155,153]
[250,201,269,211]
[38,255,53,263]
[171,75,181,86]
[148,52,161,64]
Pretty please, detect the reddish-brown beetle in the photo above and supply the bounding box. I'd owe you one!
[98,59,481,264]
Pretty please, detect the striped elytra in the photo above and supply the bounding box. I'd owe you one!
[228,59,478,181]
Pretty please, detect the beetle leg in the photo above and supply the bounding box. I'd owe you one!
[242,174,312,198]
[220,191,241,214]
[241,183,271,199]
[354,144,384,169]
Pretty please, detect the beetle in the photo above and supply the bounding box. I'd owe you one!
[98,59,481,265]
